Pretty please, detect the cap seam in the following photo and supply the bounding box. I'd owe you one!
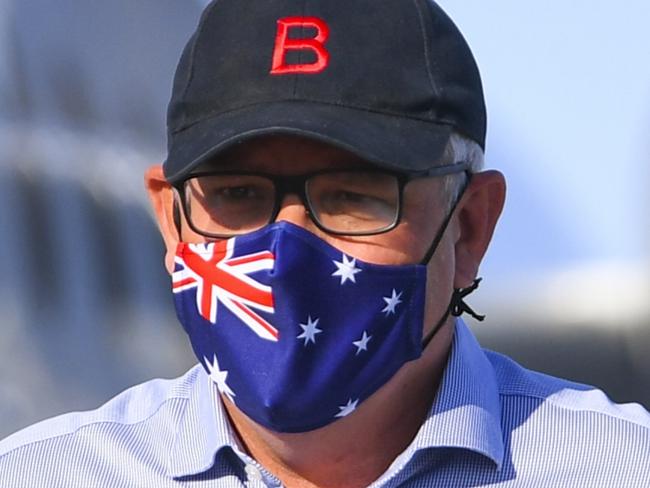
[413,0,441,105]
[171,99,457,136]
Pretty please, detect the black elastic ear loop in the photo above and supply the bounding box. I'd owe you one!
[422,307,452,349]
[172,199,183,240]
[450,278,485,322]
[420,173,485,349]
[419,172,472,266]
[422,278,486,348]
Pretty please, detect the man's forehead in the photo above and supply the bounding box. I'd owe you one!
[194,134,380,173]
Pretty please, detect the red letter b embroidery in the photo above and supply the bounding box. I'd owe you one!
[270,17,330,75]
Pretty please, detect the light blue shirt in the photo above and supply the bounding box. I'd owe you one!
[2,320,649,487]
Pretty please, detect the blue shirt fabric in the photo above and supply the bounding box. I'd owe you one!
[2,319,649,487]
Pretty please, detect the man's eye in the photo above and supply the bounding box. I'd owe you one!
[206,185,267,203]
[220,186,257,199]
[332,190,390,206]
[333,191,368,203]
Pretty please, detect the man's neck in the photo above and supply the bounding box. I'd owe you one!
[223,322,455,488]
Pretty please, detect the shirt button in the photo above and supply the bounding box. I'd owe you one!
[245,464,263,482]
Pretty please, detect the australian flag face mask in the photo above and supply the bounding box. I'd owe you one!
[172,221,427,433]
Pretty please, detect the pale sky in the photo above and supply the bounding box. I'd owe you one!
[438,0,650,278]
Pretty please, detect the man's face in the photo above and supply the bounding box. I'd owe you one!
[147,134,505,341]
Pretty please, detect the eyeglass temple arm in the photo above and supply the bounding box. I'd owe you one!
[410,160,472,178]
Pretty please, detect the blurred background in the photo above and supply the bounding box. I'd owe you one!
[1,0,649,438]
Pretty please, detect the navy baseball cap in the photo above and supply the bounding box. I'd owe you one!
[164,0,486,183]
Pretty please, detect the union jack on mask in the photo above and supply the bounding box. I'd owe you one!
[172,221,426,432]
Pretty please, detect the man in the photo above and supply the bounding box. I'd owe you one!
[1,0,649,486]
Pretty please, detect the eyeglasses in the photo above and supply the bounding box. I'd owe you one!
[173,162,470,238]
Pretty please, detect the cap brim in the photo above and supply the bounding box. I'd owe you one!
[164,101,452,183]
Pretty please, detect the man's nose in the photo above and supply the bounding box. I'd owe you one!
[274,193,313,229]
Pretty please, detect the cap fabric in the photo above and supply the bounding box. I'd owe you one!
[164,0,486,183]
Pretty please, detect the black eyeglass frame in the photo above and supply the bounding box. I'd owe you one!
[172,161,471,238]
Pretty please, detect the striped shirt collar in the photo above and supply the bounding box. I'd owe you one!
[389,319,504,472]
[166,319,504,479]
[166,361,238,478]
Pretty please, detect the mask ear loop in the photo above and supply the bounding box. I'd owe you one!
[173,201,182,236]
[172,188,184,242]
[449,278,485,321]
[419,172,485,349]
[419,172,471,266]
[422,278,485,348]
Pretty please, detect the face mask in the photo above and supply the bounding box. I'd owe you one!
[172,221,428,433]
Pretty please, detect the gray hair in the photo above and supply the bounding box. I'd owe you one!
[440,132,485,209]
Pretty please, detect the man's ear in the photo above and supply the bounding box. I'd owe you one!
[453,170,506,289]
[145,165,180,275]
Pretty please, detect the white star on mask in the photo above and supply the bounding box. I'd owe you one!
[335,398,359,418]
[205,354,236,403]
[297,316,322,346]
[381,289,403,315]
[332,254,362,285]
[352,331,372,355]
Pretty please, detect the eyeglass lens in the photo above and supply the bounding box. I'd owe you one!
[306,172,399,233]
[183,171,400,236]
